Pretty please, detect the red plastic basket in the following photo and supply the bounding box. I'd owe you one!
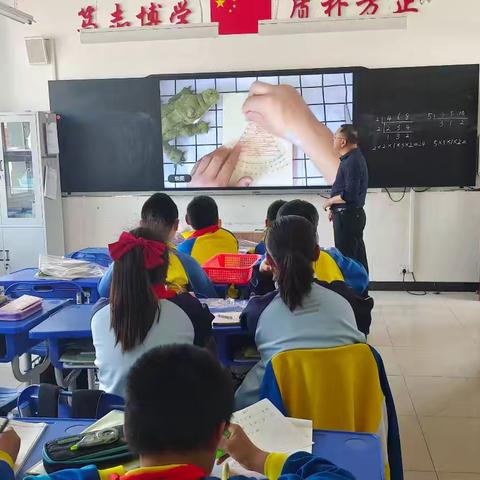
[202,254,261,285]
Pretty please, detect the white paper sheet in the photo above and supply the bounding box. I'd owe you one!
[222,93,293,187]
[45,122,59,155]
[211,410,313,480]
[44,166,58,200]
[212,311,242,326]
[10,420,47,474]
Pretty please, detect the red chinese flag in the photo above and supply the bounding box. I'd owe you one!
[211,0,270,35]
[256,0,271,20]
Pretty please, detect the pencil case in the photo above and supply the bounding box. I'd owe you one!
[42,425,134,473]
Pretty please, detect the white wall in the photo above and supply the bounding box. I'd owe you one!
[1,0,479,282]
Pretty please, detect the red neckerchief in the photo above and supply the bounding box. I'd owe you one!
[152,284,177,299]
[189,225,220,239]
[110,464,207,480]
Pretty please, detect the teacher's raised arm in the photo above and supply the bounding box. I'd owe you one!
[243,81,340,184]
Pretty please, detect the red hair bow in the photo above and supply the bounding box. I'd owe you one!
[108,232,166,270]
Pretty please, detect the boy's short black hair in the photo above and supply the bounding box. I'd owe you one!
[278,199,319,229]
[187,196,219,230]
[141,193,178,228]
[125,345,234,455]
[266,200,287,223]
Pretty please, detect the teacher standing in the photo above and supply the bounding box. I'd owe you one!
[323,125,369,273]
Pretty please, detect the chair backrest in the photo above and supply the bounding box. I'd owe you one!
[5,281,83,302]
[17,385,125,419]
[67,248,112,268]
[260,344,403,480]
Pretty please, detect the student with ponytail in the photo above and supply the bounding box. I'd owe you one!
[235,216,365,409]
[92,227,214,398]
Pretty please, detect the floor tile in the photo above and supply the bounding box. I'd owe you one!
[398,415,434,472]
[420,417,480,473]
[374,346,402,376]
[404,473,438,480]
[438,474,480,480]
[368,319,392,347]
[406,377,480,417]
[0,364,22,389]
[388,376,415,415]
[393,346,480,378]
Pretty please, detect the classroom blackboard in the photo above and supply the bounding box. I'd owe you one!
[49,77,163,192]
[356,64,479,188]
[50,64,479,193]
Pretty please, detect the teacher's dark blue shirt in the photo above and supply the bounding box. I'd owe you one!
[330,147,368,209]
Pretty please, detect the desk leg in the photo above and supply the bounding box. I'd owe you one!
[87,369,96,389]
[11,354,51,384]
[55,368,82,390]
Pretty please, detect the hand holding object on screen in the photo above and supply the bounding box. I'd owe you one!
[243,82,339,184]
[188,145,253,188]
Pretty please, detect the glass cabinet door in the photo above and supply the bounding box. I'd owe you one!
[0,117,42,225]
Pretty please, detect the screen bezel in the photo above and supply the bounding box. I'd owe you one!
[151,66,363,193]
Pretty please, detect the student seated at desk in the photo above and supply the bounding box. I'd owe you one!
[1,345,355,480]
[248,200,287,256]
[235,216,366,409]
[252,199,369,297]
[98,193,217,299]
[178,196,238,265]
[92,228,214,398]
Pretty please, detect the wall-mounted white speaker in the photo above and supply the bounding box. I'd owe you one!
[25,37,51,65]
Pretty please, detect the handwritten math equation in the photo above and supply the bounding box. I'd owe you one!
[371,110,470,151]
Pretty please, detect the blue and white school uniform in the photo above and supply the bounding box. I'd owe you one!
[92,294,213,398]
[235,282,366,409]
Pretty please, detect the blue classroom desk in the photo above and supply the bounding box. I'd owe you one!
[29,300,255,370]
[29,304,94,369]
[0,299,70,383]
[17,418,384,480]
[16,417,92,479]
[0,268,102,303]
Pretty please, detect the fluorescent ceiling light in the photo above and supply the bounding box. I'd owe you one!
[259,15,407,35]
[81,23,218,44]
[0,1,34,24]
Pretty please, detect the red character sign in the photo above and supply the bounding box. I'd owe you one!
[110,3,131,28]
[394,0,419,13]
[321,0,349,16]
[356,0,379,15]
[137,2,163,26]
[78,5,97,29]
[290,0,310,19]
[170,0,191,24]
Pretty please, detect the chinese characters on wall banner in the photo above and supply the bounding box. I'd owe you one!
[78,0,422,34]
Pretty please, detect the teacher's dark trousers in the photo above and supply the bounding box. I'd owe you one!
[333,207,369,274]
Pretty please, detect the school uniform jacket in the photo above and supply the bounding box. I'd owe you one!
[251,248,369,296]
[97,245,217,299]
[17,452,355,480]
[177,226,238,266]
[234,282,367,409]
[91,294,213,398]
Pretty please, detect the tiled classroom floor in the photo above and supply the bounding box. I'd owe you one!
[0,291,479,478]
[369,291,480,480]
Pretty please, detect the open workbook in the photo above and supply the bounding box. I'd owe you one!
[27,401,312,478]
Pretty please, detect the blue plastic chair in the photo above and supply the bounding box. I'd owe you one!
[17,385,125,419]
[67,248,112,268]
[5,281,84,302]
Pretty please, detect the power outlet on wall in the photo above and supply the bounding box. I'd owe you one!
[400,266,410,275]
